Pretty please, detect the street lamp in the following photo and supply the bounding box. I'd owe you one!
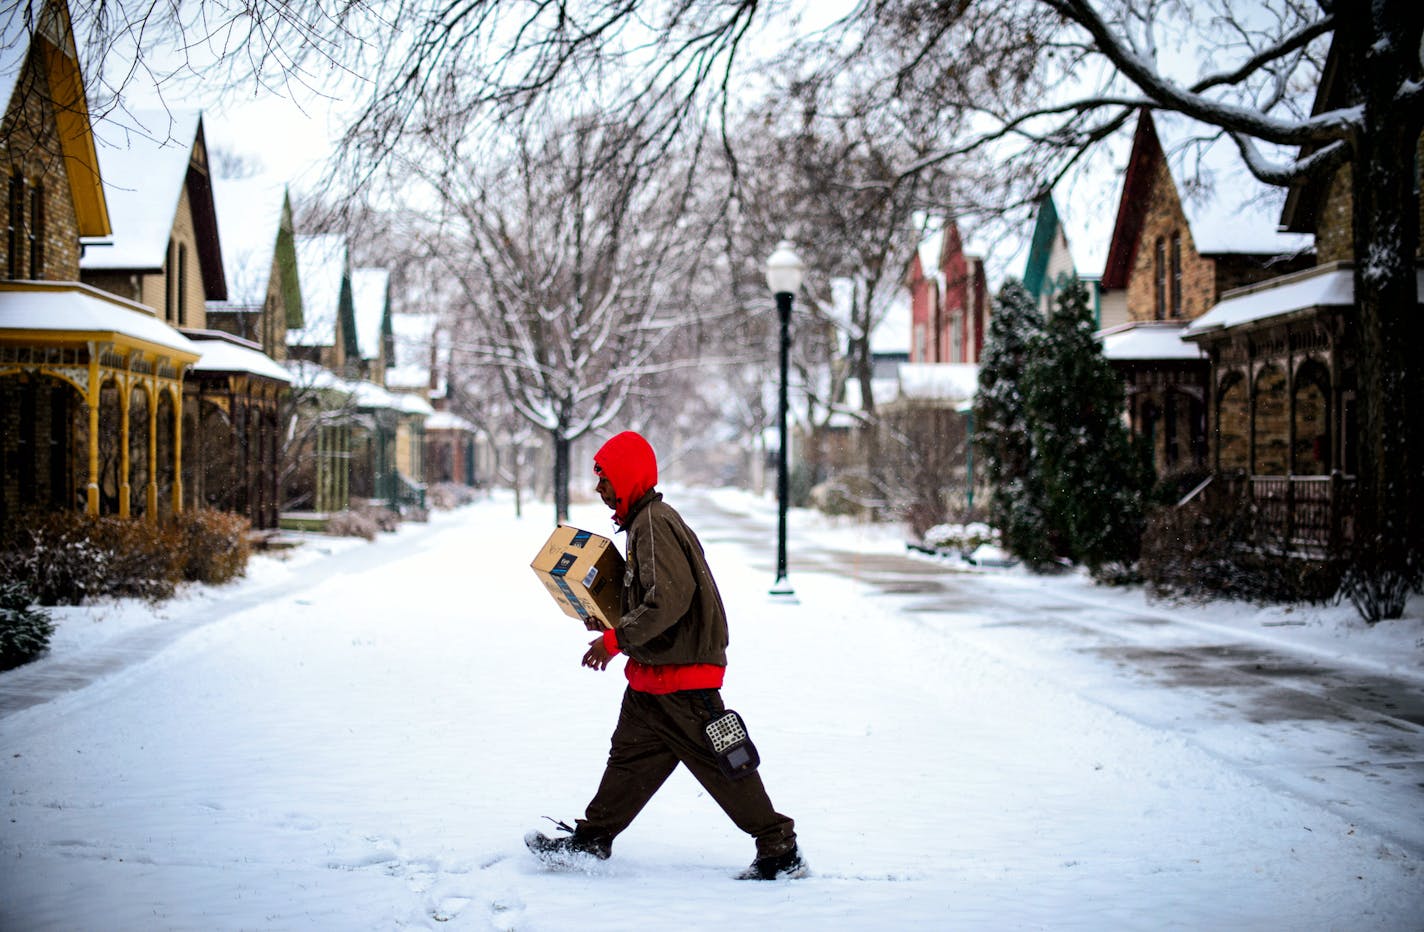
[765,240,804,597]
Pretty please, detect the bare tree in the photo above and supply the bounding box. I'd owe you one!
[400,110,716,523]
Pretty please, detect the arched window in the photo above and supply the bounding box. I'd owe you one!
[1153,237,1166,319]
[28,181,43,279]
[1169,232,1182,318]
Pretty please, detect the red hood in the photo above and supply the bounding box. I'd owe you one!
[594,431,658,526]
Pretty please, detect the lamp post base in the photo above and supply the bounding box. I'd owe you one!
[768,577,797,599]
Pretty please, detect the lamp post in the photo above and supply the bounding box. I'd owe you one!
[765,240,804,597]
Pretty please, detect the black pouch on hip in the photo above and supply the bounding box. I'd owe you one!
[703,709,761,780]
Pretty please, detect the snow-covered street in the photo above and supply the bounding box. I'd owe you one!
[2,491,1421,931]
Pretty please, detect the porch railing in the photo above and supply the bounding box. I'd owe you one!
[1216,473,1356,553]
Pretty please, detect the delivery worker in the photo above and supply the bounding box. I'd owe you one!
[525,430,805,881]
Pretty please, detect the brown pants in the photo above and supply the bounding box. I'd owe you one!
[578,687,797,858]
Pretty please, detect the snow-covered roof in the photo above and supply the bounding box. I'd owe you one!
[916,224,944,276]
[0,281,197,356]
[426,410,474,432]
[1183,263,1422,339]
[81,109,202,271]
[393,392,434,417]
[211,173,287,305]
[872,293,911,355]
[289,234,347,347]
[1098,321,1205,361]
[896,362,980,403]
[1053,141,1130,278]
[188,333,291,382]
[1153,112,1311,256]
[350,267,389,360]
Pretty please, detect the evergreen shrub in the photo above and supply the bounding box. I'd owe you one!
[173,509,251,585]
[0,580,54,671]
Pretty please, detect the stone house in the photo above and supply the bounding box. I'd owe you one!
[79,109,290,530]
[1181,46,1424,551]
[1098,109,1312,479]
[0,0,200,523]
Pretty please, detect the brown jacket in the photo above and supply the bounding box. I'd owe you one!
[612,490,729,667]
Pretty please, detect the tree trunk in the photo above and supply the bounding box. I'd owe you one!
[552,430,571,524]
[1342,2,1424,608]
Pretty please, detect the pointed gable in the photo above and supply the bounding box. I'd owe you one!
[2,0,109,238]
[83,109,226,298]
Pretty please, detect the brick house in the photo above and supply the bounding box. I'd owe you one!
[1181,46,1424,551]
[905,216,989,365]
[0,0,200,523]
[1098,109,1312,479]
[79,109,290,530]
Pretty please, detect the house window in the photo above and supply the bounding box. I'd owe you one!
[1169,232,1182,318]
[1153,237,1166,320]
[166,240,177,322]
[8,171,24,279]
[178,243,188,326]
[28,182,43,279]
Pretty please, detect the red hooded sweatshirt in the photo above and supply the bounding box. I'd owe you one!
[594,431,725,694]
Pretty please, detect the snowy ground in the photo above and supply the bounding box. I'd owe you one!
[1,489,1421,930]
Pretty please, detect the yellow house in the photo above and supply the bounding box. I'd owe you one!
[0,0,199,522]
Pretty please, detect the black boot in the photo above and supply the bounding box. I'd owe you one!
[736,844,808,880]
[524,821,612,867]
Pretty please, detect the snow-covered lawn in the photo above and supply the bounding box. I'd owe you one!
[2,490,1420,930]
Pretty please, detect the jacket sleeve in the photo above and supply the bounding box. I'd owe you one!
[614,507,695,649]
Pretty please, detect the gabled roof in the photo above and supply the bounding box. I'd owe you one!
[1102,110,1311,289]
[2,0,109,236]
[1279,38,1343,234]
[210,173,289,306]
[289,233,348,347]
[82,108,227,299]
[350,267,390,361]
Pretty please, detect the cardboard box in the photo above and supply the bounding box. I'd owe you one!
[530,525,625,630]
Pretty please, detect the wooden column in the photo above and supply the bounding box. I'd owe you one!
[146,381,159,522]
[85,348,100,515]
[118,377,131,519]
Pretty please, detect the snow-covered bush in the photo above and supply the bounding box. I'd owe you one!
[811,474,883,519]
[353,501,402,532]
[173,509,251,585]
[427,482,479,510]
[923,522,999,554]
[0,512,180,604]
[325,510,379,541]
[0,580,53,671]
